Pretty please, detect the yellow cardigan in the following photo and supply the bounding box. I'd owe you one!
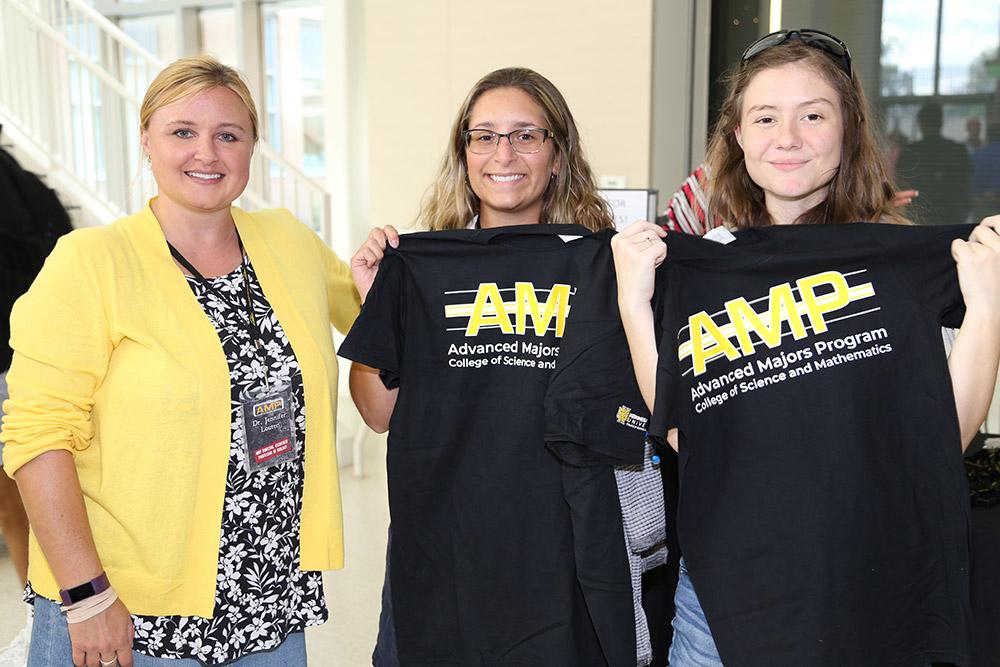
[0,204,360,617]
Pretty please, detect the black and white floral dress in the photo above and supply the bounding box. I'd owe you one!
[129,259,328,664]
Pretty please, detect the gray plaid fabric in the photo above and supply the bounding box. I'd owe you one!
[615,441,669,666]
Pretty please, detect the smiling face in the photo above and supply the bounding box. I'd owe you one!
[735,62,844,224]
[141,86,254,218]
[464,87,560,228]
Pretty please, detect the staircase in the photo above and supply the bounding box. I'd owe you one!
[0,0,333,244]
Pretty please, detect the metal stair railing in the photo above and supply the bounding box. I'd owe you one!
[0,0,332,243]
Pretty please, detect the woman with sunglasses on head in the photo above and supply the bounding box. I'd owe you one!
[614,29,1000,666]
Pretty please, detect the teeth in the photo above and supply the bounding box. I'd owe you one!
[489,174,523,183]
[187,172,223,180]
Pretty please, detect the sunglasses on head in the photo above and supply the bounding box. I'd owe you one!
[741,28,852,78]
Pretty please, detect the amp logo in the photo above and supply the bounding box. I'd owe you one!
[444,282,574,337]
[681,270,875,375]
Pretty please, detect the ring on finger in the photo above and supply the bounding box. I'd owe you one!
[99,655,118,667]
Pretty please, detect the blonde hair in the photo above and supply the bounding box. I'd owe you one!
[416,67,613,231]
[140,54,259,141]
[705,40,906,228]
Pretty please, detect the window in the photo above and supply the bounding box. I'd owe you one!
[261,3,326,179]
[119,14,177,63]
[199,8,237,67]
[879,0,998,224]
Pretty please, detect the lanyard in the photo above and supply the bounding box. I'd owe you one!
[167,235,268,388]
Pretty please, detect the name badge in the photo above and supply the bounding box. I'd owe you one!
[239,384,300,473]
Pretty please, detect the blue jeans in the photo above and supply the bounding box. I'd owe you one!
[29,597,307,666]
[666,561,936,666]
[667,559,723,667]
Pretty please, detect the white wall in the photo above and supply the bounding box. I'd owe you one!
[649,0,712,206]
[362,0,655,231]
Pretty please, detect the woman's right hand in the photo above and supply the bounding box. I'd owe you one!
[611,221,668,313]
[68,598,134,667]
[350,226,400,303]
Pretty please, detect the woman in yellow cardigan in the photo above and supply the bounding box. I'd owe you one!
[0,55,359,666]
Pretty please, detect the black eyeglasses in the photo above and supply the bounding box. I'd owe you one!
[741,28,852,78]
[463,128,554,154]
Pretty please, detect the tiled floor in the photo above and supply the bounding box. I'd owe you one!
[0,433,390,666]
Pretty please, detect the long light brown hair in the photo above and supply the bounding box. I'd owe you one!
[705,40,906,228]
[416,67,613,231]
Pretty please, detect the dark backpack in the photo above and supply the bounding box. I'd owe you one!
[0,139,73,372]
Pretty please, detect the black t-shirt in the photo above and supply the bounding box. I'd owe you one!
[339,224,647,666]
[649,223,975,667]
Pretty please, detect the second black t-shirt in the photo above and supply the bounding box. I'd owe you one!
[650,222,974,667]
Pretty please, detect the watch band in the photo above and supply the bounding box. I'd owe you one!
[59,572,110,606]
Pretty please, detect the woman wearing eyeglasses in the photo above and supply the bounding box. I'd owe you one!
[350,67,614,450]
[350,68,613,303]
[614,29,1000,666]
[348,68,625,666]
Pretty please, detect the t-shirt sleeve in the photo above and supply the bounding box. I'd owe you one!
[337,251,405,388]
[648,265,682,448]
[544,326,648,467]
[870,223,974,329]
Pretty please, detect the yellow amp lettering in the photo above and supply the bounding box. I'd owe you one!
[796,271,850,334]
[726,283,807,354]
[465,283,514,336]
[689,312,741,376]
[254,400,282,416]
[515,282,571,337]
[464,283,572,337]
[680,270,876,376]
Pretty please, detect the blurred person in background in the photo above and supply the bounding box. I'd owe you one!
[896,101,972,225]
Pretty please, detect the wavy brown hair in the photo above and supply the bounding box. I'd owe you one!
[705,40,906,228]
[416,67,613,231]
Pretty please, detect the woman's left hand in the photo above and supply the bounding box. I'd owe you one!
[350,225,400,303]
[611,221,668,314]
[952,214,1000,318]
